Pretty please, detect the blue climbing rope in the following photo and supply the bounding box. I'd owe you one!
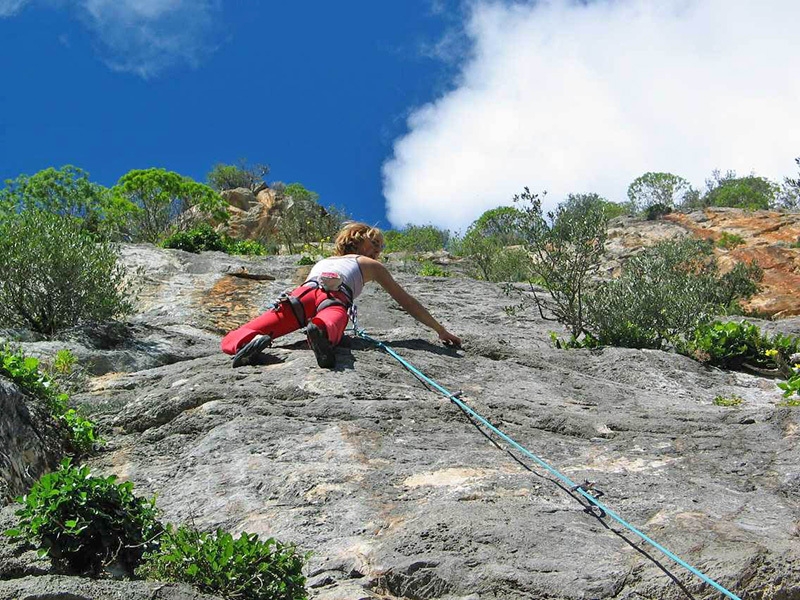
[355,328,742,600]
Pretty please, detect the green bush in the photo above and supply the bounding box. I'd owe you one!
[716,232,745,249]
[702,171,778,211]
[680,320,800,369]
[5,459,161,576]
[453,206,532,282]
[227,238,273,256]
[138,525,308,600]
[296,255,315,266]
[383,224,449,253]
[778,369,800,401]
[0,210,134,334]
[161,224,271,256]
[1,345,100,454]
[488,247,531,282]
[644,203,672,220]
[599,200,631,220]
[585,239,762,349]
[417,261,450,277]
[713,395,744,407]
[161,223,228,253]
[1,345,54,399]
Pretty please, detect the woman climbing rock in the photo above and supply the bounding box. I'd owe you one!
[221,222,461,368]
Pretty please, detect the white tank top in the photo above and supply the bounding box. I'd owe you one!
[307,256,365,299]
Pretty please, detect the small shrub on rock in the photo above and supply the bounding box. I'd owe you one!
[716,232,745,249]
[713,395,744,407]
[138,525,308,600]
[0,210,134,334]
[5,459,161,577]
[277,184,345,254]
[1,345,100,453]
[161,223,228,253]
[585,239,762,349]
[644,203,672,220]
[680,321,800,370]
[227,238,272,256]
[161,224,271,255]
[778,368,800,401]
[417,261,450,277]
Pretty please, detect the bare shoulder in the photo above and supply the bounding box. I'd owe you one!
[356,256,390,284]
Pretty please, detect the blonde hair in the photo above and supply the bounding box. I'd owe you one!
[333,222,384,256]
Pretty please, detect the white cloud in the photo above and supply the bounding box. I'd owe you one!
[78,0,221,77]
[0,0,221,76]
[0,0,29,16]
[382,0,800,232]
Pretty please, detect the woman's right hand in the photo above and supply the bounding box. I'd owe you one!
[438,329,462,348]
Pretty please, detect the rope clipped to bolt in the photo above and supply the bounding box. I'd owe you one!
[353,326,741,600]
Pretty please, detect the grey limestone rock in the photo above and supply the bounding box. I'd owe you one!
[0,381,64,503]
[2,244,799,599]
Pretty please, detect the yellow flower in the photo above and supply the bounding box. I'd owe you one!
[764,349,778,357]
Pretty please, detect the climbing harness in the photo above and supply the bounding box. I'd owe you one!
[353,327,742,600]
[268,277,354,329]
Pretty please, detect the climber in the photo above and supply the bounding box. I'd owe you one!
[220,222,461,368]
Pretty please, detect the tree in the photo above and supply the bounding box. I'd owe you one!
[206,159,270,192]
[564,193,629,220]
[702,170,778,211]
[383,225,450,253]
[0,166,136,239]
[277,183,345,253]
[515,189,608,337]
[455,206,530,282]
[0,211,134,334]
[113,168,228,243]
[627,172,694,215]
[778,157,800,210]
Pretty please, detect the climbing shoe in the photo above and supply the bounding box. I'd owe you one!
[231,334,272,368]
[306,322,335,368]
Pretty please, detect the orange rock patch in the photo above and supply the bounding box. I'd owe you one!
[199,274,268,334]
[666,210,800,318]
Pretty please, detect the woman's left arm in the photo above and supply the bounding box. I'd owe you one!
[360,257,461,346]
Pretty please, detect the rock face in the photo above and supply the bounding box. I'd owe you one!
[0,380,64,503]
[604,208,800,318]
[667,209,800,318]
[2,244,799,599]
[217,186,288,242]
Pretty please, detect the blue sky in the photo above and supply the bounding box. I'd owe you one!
[0,0,465,228]
[2,1,799,232]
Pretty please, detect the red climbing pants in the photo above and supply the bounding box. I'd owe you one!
[220,285,350,355]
